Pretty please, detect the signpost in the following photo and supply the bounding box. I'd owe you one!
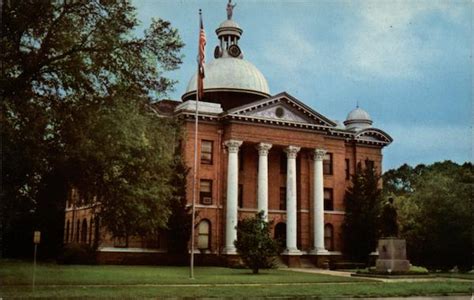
[32,231,40,291]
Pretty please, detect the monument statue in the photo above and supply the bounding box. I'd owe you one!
[380,197,399,237]
[227,0,237,20]
[376,197,410,273]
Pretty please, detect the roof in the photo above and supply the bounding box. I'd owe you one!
[182,57,270,99]
[344,107,373,131]
[153,100,181,116]
[175,92,393,148]
[346,107,372,122]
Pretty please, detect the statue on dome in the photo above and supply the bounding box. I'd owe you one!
[227,0,237,20]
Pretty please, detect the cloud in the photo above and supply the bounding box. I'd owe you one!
[259,25,317,74]
[343,0,466,80]
[383,123,472,169]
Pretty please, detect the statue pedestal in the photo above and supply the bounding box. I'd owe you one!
[375,238,410,273]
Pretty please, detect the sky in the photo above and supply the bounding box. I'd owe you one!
[133,0,472,171]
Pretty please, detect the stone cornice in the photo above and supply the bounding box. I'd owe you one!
[175,97,393,148]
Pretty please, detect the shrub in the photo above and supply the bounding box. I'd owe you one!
[58,243,96,264]
[234,211,279,274]
[410,265,429,274]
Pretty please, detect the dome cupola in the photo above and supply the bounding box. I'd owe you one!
[182,1,270,110]
[344,106,373,131]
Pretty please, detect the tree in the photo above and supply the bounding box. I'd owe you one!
[342,162,382,263]
[234,212,279,274]
[383,161,472,270]
[1,1,184,257]
[166,147,193,255]
[65,95,180,240]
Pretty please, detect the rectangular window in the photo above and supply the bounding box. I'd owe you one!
[197,220,210,250]
[324,188,334,211]
[279,187,287,210]
[238,184,243,208]
[200,180,212,205]
[323,153,333,175]
[114,236,128,248]
[365,159,374,170]
[201,140,213,164]
[345,159,350,180]
[324,224,334,251]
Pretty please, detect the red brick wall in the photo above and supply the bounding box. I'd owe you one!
[182,119,385,253]
[64,117,385,257]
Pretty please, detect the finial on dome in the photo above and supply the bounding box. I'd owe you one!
[227,0,237,20]
[344,106,373,131]
[356,100,359,108]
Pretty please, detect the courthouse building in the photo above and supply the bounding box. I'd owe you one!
[64,8,392,267]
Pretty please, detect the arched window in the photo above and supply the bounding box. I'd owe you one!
[324,224,334,251]
[89,218,93,245]
[65,220,70,243]
[75,220,80,242]
[274,222,286,249]
[94,217,100,246]
[197,220,211,250]
[81,219,88,244]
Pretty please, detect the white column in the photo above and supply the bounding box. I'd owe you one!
[284,145,301,254]
[256,143,272,221]
[223,139,243,254]
[311,148,329,254]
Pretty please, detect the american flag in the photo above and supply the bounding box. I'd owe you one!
[197,10,206,100]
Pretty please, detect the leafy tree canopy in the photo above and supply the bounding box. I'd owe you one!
[1,0,184,256]
[166,152,192,255]
[383,161,472,270]
[234,212,279,274]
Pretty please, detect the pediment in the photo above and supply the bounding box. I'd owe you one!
[224,92,336,127]
[355,128,393,144]
[241,102,314,123]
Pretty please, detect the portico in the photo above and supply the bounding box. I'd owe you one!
[222,138,329,264]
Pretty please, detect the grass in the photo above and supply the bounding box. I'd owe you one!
[1,260,472,299]
[435,273,474,280]
[0,260,362,285]
[355,265,430,276]
[1,282,472,299]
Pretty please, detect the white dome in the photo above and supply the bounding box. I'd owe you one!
[218,19,241,30]
[183,57,270,98]
[344,107,373,131]
[346,107,372,121]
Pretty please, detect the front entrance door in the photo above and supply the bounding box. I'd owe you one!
[274,222,286,249]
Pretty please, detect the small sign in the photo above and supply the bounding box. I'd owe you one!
[33,231,41,244]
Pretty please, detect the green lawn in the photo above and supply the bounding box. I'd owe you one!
[1,260,471,299]
[436,273,474,280]
[0,260,362,285]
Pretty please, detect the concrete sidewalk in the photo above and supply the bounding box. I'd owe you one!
[284,268,474,283]
[349,297,471,300]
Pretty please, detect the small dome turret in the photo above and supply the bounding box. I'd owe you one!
[344,106,373,131]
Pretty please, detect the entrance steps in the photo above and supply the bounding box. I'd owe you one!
[274,256,316,268]
[273,256,288,268]
[299,257,316,268]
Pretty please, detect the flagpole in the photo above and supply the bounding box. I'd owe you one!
[190,8,203,280]
[190,80,198,279]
